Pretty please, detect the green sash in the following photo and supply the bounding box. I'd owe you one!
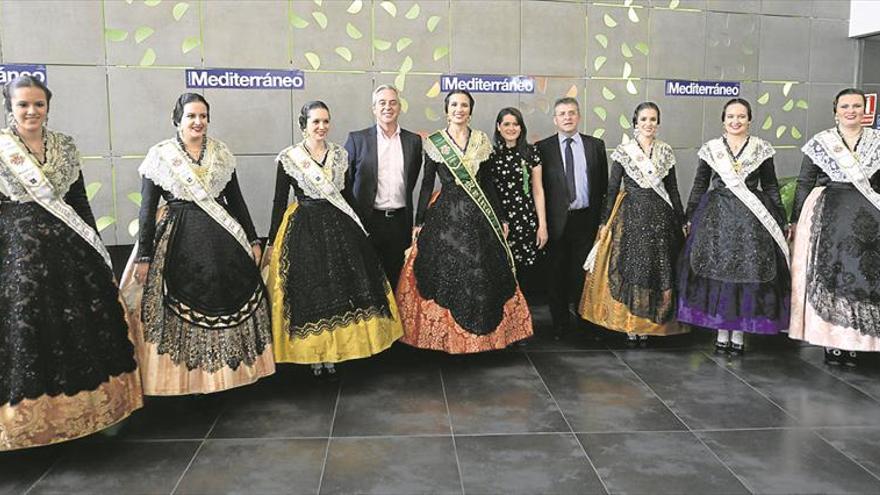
[427,131,515,271]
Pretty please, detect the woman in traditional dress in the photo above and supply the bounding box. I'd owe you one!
[678,98,790,355]
[265,101,402,378]
[789,88,880,367]
[580,102,687,345]
[396,90,533,353]
[485,107,548,288]
[0,75,142,450]
[127,93,274,395]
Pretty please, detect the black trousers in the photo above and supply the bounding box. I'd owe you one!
[366,208,410,289]
[547,208,597,331]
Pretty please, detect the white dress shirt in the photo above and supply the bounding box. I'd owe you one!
[373,124,406,210]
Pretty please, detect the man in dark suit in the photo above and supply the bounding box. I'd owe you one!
[536,97,608,339]
[344,84,424,288]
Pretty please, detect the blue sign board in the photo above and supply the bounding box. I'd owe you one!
[440,74,535,94]
[186,68,305,90]
[665,79,740,97]
[0,64,47,84]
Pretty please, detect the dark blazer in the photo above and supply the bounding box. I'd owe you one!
[536,132,609,240]
[343,125,424,226]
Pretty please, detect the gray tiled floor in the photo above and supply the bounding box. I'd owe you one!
[4,305,880,495]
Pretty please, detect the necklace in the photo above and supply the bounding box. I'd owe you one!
[176,133,207,165]
[723,135,750,173]
[14,127,47,165]
[303,142,332,181]
[836,126,863,153]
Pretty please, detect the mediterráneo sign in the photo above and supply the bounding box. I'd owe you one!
[0,64,47,84]
[665,79,740,97]
[186,68,305,90]
[440,74,535,94]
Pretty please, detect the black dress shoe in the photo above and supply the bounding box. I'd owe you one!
[728,342,744,356]
[714,341,730,354]
[824,347,844,366]
[843,351,859,368]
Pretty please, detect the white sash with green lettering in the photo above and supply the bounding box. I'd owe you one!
[706,139,790,267]
[620,140,672,207]
[813,129,880,212]
[0,133,112,267]
[283,145,367,235]
[156,142,252,254]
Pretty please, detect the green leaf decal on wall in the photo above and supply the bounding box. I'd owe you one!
[595,34,608,49]
[433,46,448,61]
[400,56,414,73]
[635,42,649,56]
[762,115,773,130]
[626,79,638,95]
[397,37,412,52]
[96,216,116,232]
[314,0,323,6]
[622,62,632,79]
[394,72,406,91]
[290,13,310,28]
[405,4,420,19]
[604,14,617,28]
[628,8,639,23]
[144,0,162,7]
[783,82,793,96]
[796,100,809,110]
[621,43,633,58]
[593,106,607,121]
[619,114,631,129]
[400,97,408,113]
[172,2,189,21]
[602,87,616,101]
[135,26,154,43]
[140,48,156,66]
[776,125,787,139]
[346,22,363,39]
[426,82,441,98]
[791,126,802,139]
[86,182,102,201]
[335,46,353,62]
[128,219,140,237]
[305,52,321,70]
[427,16,441,32]
[783,99,794,112]
[182,36,200,54]
[312,12,328,29]
[127,192,142,206]
[593,128,606,139]
[381,1,397,17]
[425,107,441,121]
[105,28,128,42]
[347,0,363,14]
[669,0,681,9]
[593,56,607,71]
[757,92,770,105]
[373,39,392,51]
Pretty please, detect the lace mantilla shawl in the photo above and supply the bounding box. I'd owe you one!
[277,141,348,199]
[802,128,880,182]
[138,136,236,200]
[610,139,676,187]
[424,129,493,175]
[698,136,775,177]
[0,127,81,201]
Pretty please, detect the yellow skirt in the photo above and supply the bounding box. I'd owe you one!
[579,193,686,336]
[266,202,403,364]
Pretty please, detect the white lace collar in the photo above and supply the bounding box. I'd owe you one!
[610,139,676,187]
[277,141,348,199]
[698,136,775,178]
[424,128,493,175]
[0,127,81,201]
[802,128,880,182]
[138,136,236,200]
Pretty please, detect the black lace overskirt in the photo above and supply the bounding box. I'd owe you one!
[608,187,684,322]
[161,202,263,322]
[0,202,137,406]
[279,200,391,337]
[414,185,516,335]
[808,185,880,335]
[690,188,786,283]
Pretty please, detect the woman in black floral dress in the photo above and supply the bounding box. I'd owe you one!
[486,107,548,277]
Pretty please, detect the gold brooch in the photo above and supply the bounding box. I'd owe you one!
[440,145,451,155]
[10,154,24,165]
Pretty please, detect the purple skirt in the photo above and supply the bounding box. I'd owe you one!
[677,192,790,334]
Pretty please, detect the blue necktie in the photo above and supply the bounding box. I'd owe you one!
[564,137,576,204]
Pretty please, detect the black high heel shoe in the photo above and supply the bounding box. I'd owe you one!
[824,348,844,366]
[714,341,730,354]
[728,342,745,356]
[843,351,858,368]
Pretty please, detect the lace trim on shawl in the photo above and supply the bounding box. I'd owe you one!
[277,141,348,199]
[698,136,775,177]
[0,128,81,201]
[138,136,236,200]
[424,129,492,175]
[610,139,676,188]
[802,128,880,182]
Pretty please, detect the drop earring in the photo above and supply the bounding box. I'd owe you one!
[6,112,16,130]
